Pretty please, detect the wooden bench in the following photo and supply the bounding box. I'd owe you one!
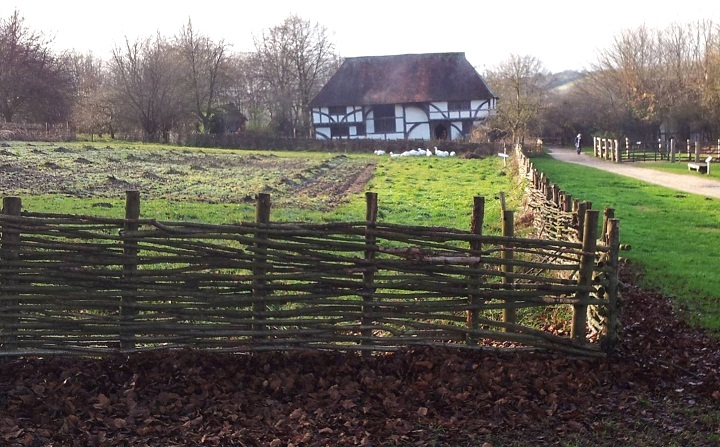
[688,156,713,174]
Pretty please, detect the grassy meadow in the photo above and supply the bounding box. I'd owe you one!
[531,153,720,329]
[0,140,518,232]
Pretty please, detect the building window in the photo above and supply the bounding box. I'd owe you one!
[373,104,395,134]
[448,100,471,112]
[329,106,346,116]
[331,124,350,138]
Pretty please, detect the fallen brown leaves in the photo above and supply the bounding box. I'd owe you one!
[1,264,719,446]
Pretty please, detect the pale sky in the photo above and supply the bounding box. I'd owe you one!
[2,0,718,73]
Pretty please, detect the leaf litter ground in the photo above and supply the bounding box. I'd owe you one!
[1,264,718,446]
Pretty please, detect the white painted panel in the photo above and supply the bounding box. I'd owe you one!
[408,124,430,140]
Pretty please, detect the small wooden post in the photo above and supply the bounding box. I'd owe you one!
[601,208,615,244]
[1,197,21,351]
[658,138,663,161]
[362,192,378,349]
[576,201,587,240]
[502,210,516,331]
[695,141,700,163]
[687,139,691,161]
[603,218,621,353]
[544,178,552,201]
[551,184,560,206]
[625,137,630,160]
[467,196,484,345]
[121,191,140,350]
[670,138,676,163]
[593,137,599,157]
[572,209,599,344]
[253,193,271,337]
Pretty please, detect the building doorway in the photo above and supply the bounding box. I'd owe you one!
[434,123,448,140]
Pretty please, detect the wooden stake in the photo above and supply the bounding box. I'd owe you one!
[362,192,378,350]
[572,209,599,343]
[253,193,271,336]
[467,196,484,345]
[121,191,140,350]
[1,197,21,351]
[603,218,621,353]
[502,210,516,330]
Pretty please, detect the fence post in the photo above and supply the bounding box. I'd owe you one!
[603,218,621,353]
[593,137,598,157]
[695,141,700,163]
[253,193,271,337]
[572,209,599,344]
[625,137,630,160]
[1,197,21,351]
[687,139,691,161]
[575,201,586,240]
[502,210,516,331]
[121,191,140,350]
[670,138,676,163]
[613,139,620,162]
[362,192,378,350]
[466,196,484,345]
[601,208,615,244]
[551,184,560,206]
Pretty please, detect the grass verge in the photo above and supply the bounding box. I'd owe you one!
[530,153,720,330]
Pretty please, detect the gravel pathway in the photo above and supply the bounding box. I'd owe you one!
[547,147,720,199]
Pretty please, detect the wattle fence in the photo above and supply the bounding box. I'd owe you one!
[517,148,622,348]
[1,162,621,357]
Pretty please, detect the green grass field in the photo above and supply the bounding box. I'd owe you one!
[531,153,720,329]
[0,141,518,232]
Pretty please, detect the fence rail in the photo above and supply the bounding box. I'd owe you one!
[1,185,620,357]
[592,136,720,163]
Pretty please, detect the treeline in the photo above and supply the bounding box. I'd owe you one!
[0,10,338,142]
[484,20,720,146]
[6,9,720,147]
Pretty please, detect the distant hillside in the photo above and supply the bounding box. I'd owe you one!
[544,70,586,91]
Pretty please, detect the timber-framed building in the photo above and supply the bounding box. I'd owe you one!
[309,52,497,141]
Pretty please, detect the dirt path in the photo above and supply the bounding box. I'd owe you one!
[547,147,720,199]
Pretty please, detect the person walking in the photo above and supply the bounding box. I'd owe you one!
[574,133,582,154]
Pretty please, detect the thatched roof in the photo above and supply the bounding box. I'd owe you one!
[309,52,496,108]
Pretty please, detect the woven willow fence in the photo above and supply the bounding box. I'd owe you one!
[517,148,622,347]
[1,186,620,357]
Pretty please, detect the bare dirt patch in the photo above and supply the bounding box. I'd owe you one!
[0,144,375,211]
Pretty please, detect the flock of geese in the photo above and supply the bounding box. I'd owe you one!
[373,147,456,158]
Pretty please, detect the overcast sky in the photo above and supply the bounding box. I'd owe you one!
[2,0,718,73]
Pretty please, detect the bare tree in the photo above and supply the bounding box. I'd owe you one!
[176,19,231,133]
[485,54,549,144]
[591,26,665,139]
[225,52,267,130]
[111,34,190,142]
[254,15,338,137]
[0,10,73,123]
[691,21,720,139]
[66,51,117,139]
